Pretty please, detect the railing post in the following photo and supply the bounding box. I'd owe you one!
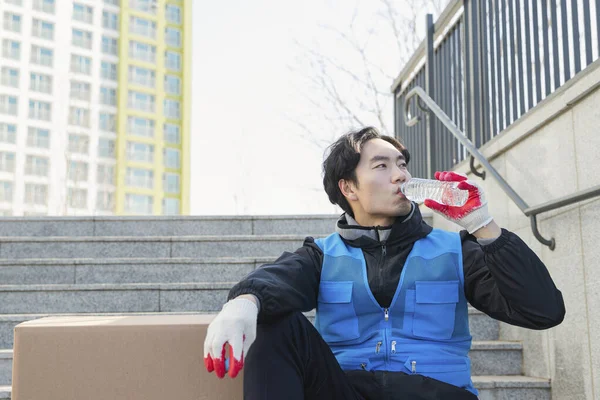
[425,13,435,179]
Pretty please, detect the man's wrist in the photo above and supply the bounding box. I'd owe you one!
[236,294,260,310]
[472,219,501,239]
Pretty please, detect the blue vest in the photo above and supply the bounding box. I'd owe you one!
[314,229,477,396]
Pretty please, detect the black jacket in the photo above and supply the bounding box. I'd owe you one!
[229,204,565,330]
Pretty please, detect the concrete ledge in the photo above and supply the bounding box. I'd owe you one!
[0,235,325,259]
[0,385,9,400]
[0,215,340,237]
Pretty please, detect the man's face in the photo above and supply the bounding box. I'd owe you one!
[342,138,413,227]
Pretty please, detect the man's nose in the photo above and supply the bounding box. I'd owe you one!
[392,166,408,183]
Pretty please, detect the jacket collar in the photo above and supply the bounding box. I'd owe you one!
[335,202,432,248]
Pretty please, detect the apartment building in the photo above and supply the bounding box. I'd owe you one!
[0,0,191,216]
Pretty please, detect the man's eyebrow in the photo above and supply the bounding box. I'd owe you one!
[369,154,406,163]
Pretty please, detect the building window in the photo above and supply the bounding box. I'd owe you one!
[126,142,154,163]
[1,67,19,88]
[130,0,157,15]
[0,124,17,144]
[164,75,180,95]
[6,0,23,5]
[0,182,13,203]
[164,148,180,169]
[128,91,155,112]
[125,193,153,215]
[128,116,154,137]
[102,11,118,30]
[165,51,181,71]
[97,164,115,185]
[25,155,49,177]
[165,28,181,48]
[0,152,16,173]
[163,173,180,194]
[129,41,156,63]
[68,133,89,154]
[129,66,155,88]
[129,16,156,38]
[104,0,119,6]
[100,87,117,106]
[126,167,153,189]
[72,29,93,49]
[71,54,92,75]
[165,5,181,24]
[164,123,180,144]
[70,81,91,101]
[99,112,116,132]
[101,61,118,81]
[67,188,87,209]
[69,107,89,127]
[164,99,180,119]
[24,183,48,205]
[102,36,118,56]
[32,19,54,40]
[96,190,115,211]
[2,39,21,60]
[98,138,116,158]
[27,127,50,149]
[68,161,88,182]
[31,45,53,67]
[30,73,52,94]
[0,96,18,116]
[73,3,93,23]
[29,100,51,120]
[3,12,22,33]
[162,197,179,215]
[33,0,55,14]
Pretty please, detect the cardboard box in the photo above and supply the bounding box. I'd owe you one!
[12,315,243,400]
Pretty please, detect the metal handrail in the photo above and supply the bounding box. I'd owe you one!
[404,86,600,250]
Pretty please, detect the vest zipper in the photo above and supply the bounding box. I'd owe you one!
[375,341,382,353]
[391,340,396,354]
[384,308,389,321]
[411,360,417,373]
[360,363,367,371]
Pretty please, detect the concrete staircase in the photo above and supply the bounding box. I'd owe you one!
[0,215,550,399]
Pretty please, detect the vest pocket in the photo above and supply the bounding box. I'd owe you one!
[336,356,371,372]
[403,356,470,389]
[413,280,459,340]
[317,281,360,343]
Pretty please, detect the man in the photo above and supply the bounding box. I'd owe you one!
[204,127,565,399]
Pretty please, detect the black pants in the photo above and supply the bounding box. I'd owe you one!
[243,312,479,400]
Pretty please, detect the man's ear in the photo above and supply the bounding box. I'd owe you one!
[338,179,358,201]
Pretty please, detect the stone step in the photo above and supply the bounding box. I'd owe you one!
[0,340,522,386]
[472,375,551,399]
[0,283,234,314]
[0,378,552,400]
[0,257,276,285]
[0,306,497,349]
[0,351,10,388]
[0,215,341,237]
[0,235,322,260]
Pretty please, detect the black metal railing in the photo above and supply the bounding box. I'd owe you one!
[393,0,600,178]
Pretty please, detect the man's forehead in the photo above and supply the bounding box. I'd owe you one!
[359,138,403,158]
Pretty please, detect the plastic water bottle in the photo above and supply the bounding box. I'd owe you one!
[400,178,468,206]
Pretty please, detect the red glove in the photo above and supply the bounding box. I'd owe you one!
[203,297,258,378]
[424,171,493,234]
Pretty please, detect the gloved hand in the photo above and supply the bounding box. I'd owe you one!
[203,297,258,378]
[424,171,493,234]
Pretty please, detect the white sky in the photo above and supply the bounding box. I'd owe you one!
[190,1,431,216]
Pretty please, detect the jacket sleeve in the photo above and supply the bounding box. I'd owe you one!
[462,228,565,329]
[227,237,323,324]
